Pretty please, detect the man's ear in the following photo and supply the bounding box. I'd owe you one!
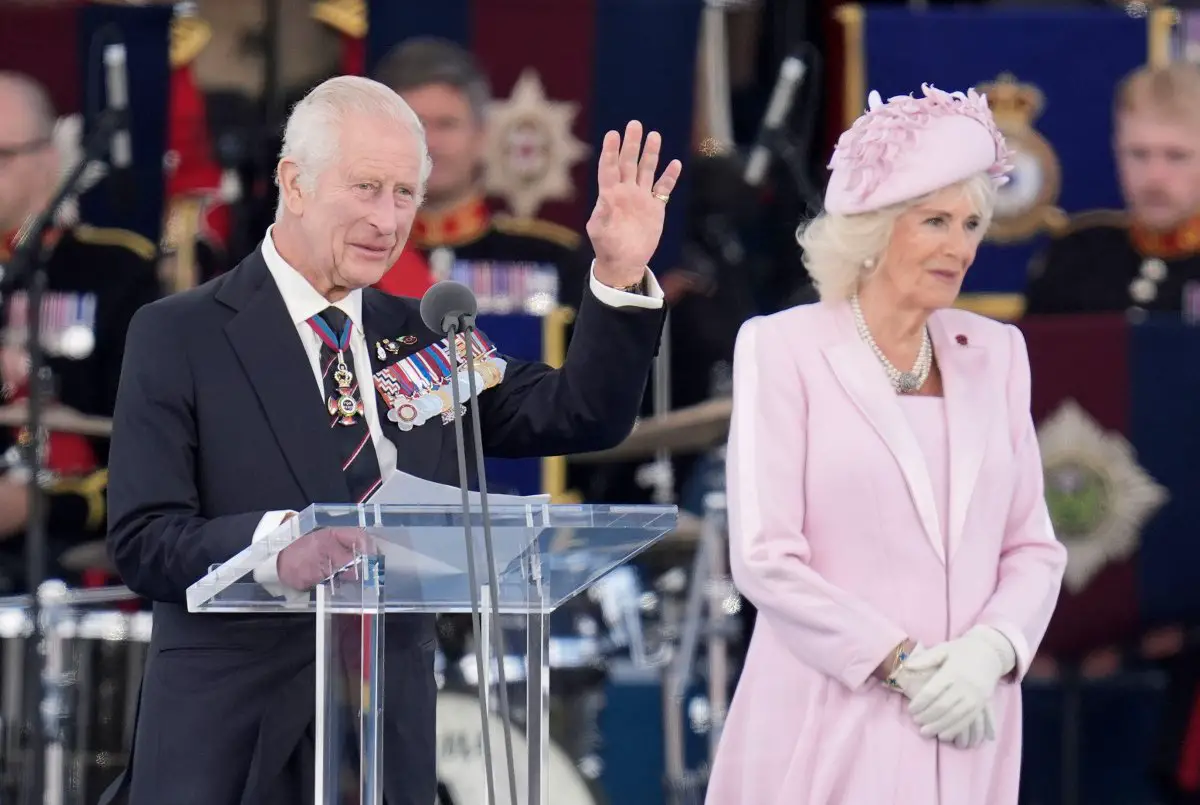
[277,158,305,215]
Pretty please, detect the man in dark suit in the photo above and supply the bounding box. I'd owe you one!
[101,74,682,805]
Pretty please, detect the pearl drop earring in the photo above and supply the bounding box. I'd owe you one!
[864,258,876,269]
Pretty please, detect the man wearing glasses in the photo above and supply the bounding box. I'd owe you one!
[0,71,161,594]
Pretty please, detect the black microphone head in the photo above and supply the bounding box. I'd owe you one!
[420,280,478,334]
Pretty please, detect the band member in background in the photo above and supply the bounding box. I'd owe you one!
[159,5,240,292]
[0,72,161,593]
[1025,63,1200,316]
[371,37,592,310]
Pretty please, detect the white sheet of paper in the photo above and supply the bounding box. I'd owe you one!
[363,471,550,578]
[366,469,551,508]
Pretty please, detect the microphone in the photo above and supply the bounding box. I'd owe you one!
[102,43,131,170]
[419,281,477,335]
[420,281,519,805]
[743,52,806,188]
[102,42,135,213]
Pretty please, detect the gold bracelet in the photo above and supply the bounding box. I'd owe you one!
[883,642,910,689]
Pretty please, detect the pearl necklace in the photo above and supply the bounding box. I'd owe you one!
[850,294,932,394]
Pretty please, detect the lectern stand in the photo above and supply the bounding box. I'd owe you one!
[186,501,676,805]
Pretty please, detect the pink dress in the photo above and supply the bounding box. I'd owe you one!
[893,396,950,803]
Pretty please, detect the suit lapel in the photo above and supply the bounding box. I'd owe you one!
[822,305,945,563]
[218,250,351,504]
[929,313,992,561]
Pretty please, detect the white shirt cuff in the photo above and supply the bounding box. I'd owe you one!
[250,509,309,604]
[588,261,665,310]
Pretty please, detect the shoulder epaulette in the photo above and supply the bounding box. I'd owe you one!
[73,225,157,262]
[1061,208,1129,236]
[170,15,212,68]
[492,214,582,250]
[311,0,367,38]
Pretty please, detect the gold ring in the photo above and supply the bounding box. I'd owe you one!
[652,192,670,203]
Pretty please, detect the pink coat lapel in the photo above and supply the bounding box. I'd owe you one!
[928,312,994,561]
[821,305,996,564]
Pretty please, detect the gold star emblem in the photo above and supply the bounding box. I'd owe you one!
[699,137,728,158]
[483,69,590,218]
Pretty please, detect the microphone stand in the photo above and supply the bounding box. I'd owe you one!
[1,106,125,805]
[444,316,519,805]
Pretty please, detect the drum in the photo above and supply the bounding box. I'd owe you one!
[64,610,152,803]
[0,606,31,798]
[0,607,151,805]
[435,691,597,805]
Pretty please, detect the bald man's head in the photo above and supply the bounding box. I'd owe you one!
[0,72,59,235]
[0,72,55,144]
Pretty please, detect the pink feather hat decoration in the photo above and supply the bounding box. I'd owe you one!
[823,83,1015,215]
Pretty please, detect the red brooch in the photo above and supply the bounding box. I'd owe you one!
[956,334,968,345]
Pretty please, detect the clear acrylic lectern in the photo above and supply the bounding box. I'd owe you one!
[186,502,676,805]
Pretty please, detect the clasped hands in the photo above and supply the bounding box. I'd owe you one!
[890,625,1017,750]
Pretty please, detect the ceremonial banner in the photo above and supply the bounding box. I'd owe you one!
[0,1,171,246]
[366,0,699,265]
[1020,313,1200,658]
[365,0,701,497]
[1017,312,1200,805]
[837,5,1175,319]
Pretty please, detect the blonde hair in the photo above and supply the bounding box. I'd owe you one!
[1116,62,1200,127]
[796,172,997,302]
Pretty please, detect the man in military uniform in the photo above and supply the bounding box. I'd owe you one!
[370,37,592,310]
[0,72,161,593]
[1026,63,1200,316]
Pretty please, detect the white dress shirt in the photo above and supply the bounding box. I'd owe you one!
[251,225,664,596]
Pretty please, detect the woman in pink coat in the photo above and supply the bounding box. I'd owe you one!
[705,85,1068,805]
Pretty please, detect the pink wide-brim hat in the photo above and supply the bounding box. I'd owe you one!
[823,84,1015,216]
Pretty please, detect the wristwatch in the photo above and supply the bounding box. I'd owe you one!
[616,278,645,295]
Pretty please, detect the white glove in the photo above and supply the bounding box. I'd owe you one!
[950,703,996,749]
[905,625,1016,741]
[892,643,997,749]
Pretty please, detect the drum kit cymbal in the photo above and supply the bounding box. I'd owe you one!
[571,397,730,554]
[0,401,113,438]
[570,397,731,465]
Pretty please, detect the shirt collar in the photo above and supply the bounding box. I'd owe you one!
[261,224,363,332]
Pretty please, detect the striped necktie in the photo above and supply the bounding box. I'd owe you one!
[306,306,383,503]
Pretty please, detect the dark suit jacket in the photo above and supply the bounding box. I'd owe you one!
[100,246,664,805]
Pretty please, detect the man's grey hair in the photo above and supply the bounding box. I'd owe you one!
[796,172,998,302]
[372,37,491,123]
[0,71,57,140]
[274,75,434,220]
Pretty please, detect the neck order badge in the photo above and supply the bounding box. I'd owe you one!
[307,309,362,426]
